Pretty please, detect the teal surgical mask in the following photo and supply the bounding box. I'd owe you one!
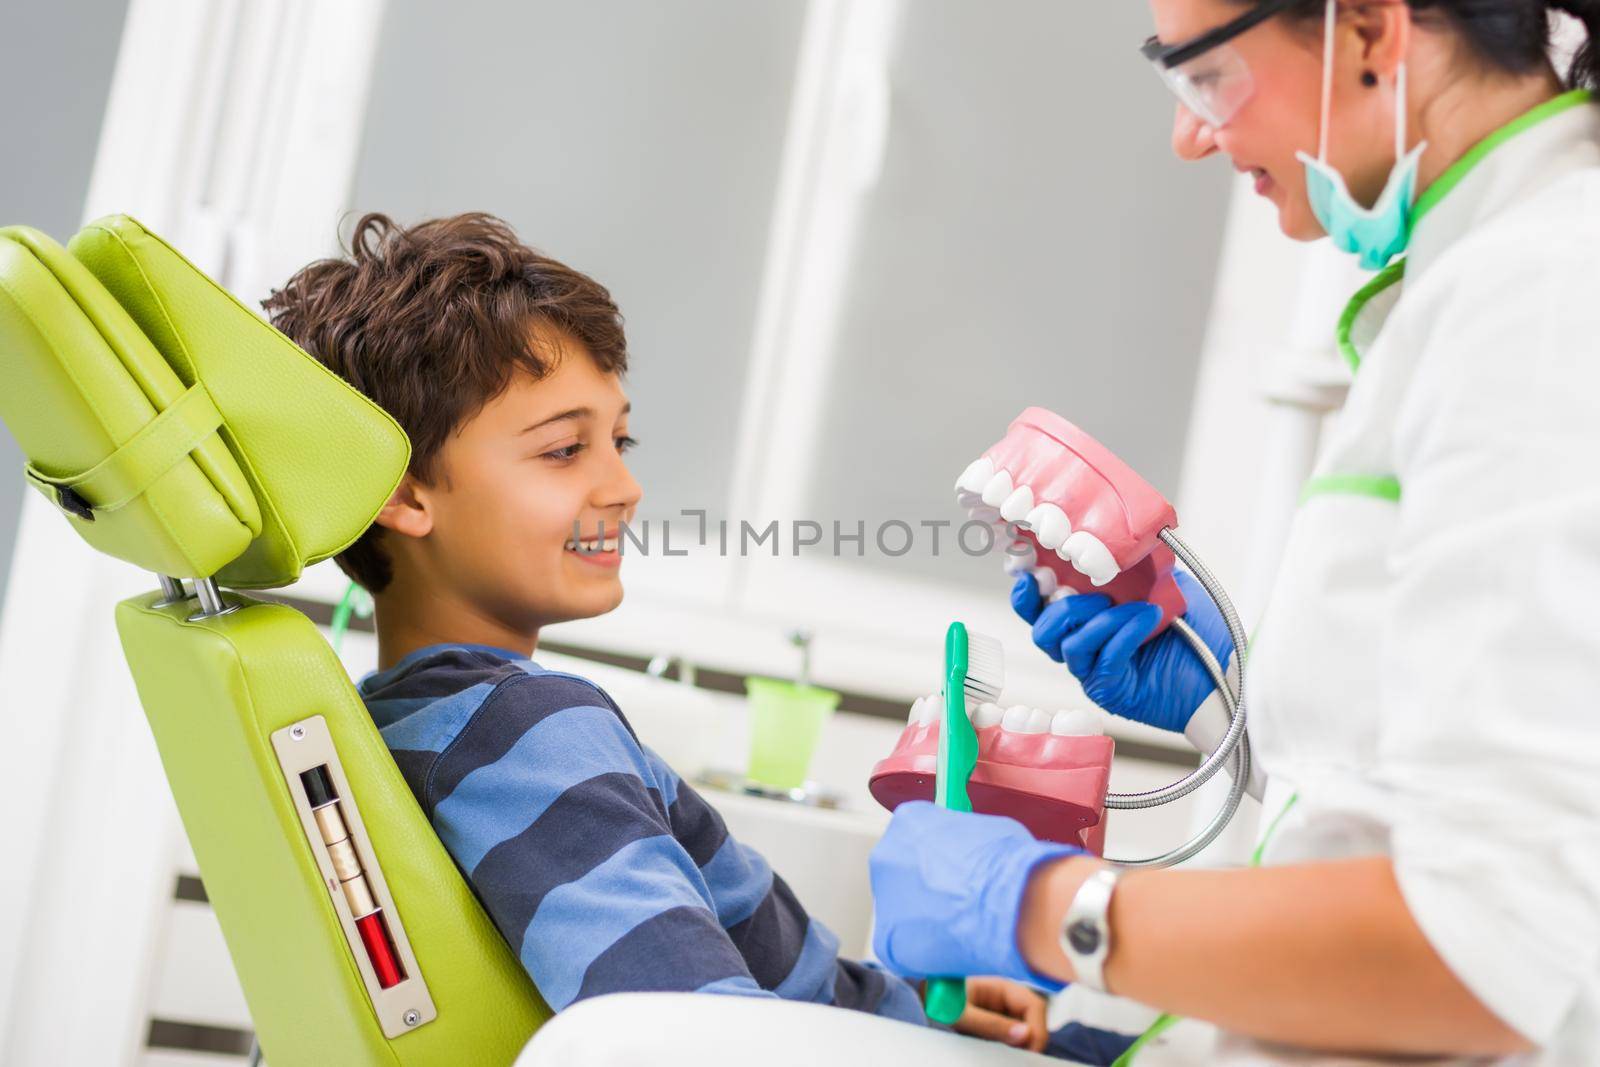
[1294,0,1427,271]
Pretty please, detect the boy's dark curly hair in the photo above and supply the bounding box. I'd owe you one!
[264,212,628,592]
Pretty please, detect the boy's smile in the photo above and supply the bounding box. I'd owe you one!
[372,325,641,662]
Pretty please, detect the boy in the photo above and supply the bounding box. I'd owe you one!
[265,212,1051,1051]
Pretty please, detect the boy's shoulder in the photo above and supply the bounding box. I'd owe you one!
[359,644,643,811]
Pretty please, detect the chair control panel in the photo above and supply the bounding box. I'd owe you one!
[272,715,437,1039]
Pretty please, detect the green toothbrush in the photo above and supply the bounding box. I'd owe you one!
[924,621,1006,1026]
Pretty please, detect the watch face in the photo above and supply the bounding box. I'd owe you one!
[1067,918,1102,956]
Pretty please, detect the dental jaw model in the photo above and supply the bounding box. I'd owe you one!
[958,407,1187,630]
[869,691,1116,855]
[871,407,1252,869]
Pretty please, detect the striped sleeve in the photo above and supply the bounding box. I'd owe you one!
[423,673,775,1010]
[643,748,927,1025]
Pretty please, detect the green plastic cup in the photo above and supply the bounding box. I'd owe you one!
[744,677,841,791]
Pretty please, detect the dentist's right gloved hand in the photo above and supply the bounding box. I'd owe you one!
[871,801,1082,989]
[1010,569,1232,733]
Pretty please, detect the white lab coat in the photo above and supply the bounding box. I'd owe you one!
[1189,95,1600,1065]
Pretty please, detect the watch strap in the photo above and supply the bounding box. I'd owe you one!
[1060,866,1122,993]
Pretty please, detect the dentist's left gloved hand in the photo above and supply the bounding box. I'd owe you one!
[1010,569,1233,734]
[871,801,1082,990]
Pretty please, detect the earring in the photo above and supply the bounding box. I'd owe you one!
[1361,70,1379,87]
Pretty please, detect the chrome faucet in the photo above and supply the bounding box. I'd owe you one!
[645,652,697,688]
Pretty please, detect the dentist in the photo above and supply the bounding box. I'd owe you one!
[871,1,1600,1063]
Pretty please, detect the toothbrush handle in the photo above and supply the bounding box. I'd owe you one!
[925,977,968,1026]
[934,674,977,814]
[926,661,978,1025]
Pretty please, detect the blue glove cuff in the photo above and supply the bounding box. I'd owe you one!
[988,841,1083,992]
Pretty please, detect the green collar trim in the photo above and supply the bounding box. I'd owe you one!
[1411,88,1596,232]
[1335,259,1406,374]
[1300,473,1401,504]
[1333,90,1594,376]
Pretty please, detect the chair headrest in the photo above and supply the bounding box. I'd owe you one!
[0,215,409,587]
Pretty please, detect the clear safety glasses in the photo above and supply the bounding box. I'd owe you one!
[1140,0,1295,129]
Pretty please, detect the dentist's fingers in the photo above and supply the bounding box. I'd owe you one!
[1030,592,1113,663]
[1010,573,1043,624]
[1060,602,1159,678]
[1096,603,1164,675]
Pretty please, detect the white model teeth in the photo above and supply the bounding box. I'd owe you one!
[1050,709,1103,736]
[913,693,950,725]
[1002,543,1036,576]
[910,695,1017,730]
[1000,705,1047,734]
[969,702,1103,736]
[999,486,1034,522]
[980,470,1014,508]
[953,470,1122,587]
[956,457,995,494]
[1030,566,1059,596]
[1024,504,1071,550]
[1061,531,1119,586]
[566,537,619,551]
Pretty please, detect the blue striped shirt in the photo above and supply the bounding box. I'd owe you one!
[359,643,925,1023]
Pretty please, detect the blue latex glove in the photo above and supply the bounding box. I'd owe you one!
[870,801,1083,989]
[1010,569,1233,733]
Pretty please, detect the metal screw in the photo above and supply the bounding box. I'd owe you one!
[290,725,306,741]
[403,1010,421,1027]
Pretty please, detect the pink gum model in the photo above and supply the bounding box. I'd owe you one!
[869,719,1114,854]
[958,407,1187,635]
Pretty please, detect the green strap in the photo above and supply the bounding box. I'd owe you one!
[1115,792,1304,1064]
[24,381,223,514]
[1112,1012,1181,1067]
[1299,474,1400,504]
[1335,259,1405,374]
[1250,792,1300,868]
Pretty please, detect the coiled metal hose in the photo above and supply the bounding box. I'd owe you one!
[1099,528,1253,868]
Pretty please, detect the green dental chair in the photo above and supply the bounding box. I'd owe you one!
[0,216,550,1064]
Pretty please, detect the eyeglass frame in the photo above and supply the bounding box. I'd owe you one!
[1139,0,1298,70]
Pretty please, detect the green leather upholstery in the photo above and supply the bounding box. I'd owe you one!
[0,224,259,577]
[0,216,551,1064]
[117,594,549,1065]
[71,216,409,588]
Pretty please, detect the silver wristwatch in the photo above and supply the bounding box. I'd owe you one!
[1060,866,1123,993]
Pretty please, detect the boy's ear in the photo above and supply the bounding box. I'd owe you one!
[373,473,434,539]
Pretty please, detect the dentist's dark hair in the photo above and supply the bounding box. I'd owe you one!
[1234,0,1600,89]
[263,212,629,593]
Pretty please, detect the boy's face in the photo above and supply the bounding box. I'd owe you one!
[380,329,642,634]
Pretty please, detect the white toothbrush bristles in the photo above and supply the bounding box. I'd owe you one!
[963,631,1005,705]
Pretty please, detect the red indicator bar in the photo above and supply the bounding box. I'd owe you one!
[355,910,405,989]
